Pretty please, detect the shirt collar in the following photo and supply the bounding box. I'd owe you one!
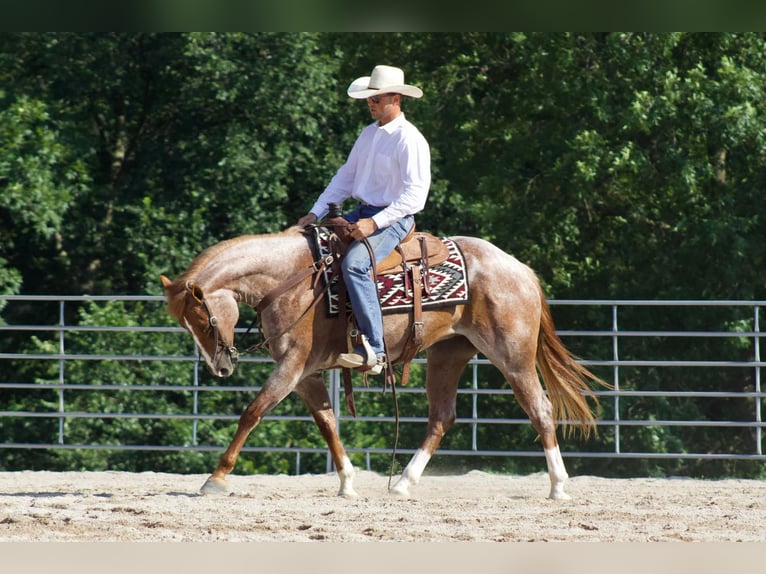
[377,112,406,133]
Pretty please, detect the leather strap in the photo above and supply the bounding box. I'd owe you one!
[397,263,425,387]
[335,252,357,417]
[419,235,432,297]
[342,367,356,417]
[255,255,333,314]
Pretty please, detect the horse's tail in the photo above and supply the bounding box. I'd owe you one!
[536,290,608,439]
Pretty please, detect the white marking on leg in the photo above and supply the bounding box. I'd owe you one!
[544,446,571,500]
[336,455,358,498]
[390,448,431,497]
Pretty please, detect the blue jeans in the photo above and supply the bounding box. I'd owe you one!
[341,205,414,357]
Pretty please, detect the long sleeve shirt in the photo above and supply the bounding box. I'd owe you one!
[309,113,431,229]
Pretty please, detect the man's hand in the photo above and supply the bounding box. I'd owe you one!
[297,213,318,228]
[349,218,378,241]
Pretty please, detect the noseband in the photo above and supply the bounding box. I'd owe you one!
[190,289,239,366]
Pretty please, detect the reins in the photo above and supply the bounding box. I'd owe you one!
[360,238,401,492]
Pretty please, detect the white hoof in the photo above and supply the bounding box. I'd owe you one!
[389,479,412,498]
[200,476,229,495]
[548,485,571,500]
[338,486,359,498]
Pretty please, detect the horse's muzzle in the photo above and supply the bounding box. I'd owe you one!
[210,346,239,378]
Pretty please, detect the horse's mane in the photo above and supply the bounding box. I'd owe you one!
[165,227,305,320]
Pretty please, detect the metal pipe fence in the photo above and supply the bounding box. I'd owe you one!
[1,295,764,473]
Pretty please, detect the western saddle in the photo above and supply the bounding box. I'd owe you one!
[321,216,449,415]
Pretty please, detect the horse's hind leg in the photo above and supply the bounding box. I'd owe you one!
[503,368,571,500]
[390,336,477,498]
[294,373,358,498]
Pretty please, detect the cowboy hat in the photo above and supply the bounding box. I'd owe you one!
[347,65,423,99]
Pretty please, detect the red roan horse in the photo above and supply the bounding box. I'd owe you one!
[161,226,605,500]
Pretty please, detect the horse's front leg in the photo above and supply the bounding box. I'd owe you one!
[294,373,358,498]
[200,364,300,495]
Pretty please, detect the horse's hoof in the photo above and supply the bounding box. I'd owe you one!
[548,488,571,501]
[338,487,359,499]
[200,476,229,495]
[388,481,412,498]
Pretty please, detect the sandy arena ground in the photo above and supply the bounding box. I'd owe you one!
[0,469,764,542]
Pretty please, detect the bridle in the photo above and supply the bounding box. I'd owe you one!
[189,285,239,367]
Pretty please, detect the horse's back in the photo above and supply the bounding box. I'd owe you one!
[450,235,543,316]
[451,235,541,287]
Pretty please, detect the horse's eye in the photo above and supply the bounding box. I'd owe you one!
[210,316,218,327]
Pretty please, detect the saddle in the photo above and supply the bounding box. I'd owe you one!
[320,216,444,413]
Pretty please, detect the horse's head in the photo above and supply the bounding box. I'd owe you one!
[161,274,240,377]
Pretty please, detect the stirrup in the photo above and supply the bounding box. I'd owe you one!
[342,332,377,367]
[337,333,383,374]
[338,352,386,375]
[368,355,386,376]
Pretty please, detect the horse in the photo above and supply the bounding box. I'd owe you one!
[160,226,606,500]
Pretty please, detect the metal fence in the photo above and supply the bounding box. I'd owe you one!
[1,295,764,473]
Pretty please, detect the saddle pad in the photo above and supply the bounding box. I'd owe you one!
[311,227,470,316]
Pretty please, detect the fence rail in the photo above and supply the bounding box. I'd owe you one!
[1,295,764,473]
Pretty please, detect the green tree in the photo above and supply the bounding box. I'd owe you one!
[0,91,89,296]
[1,33,346,296]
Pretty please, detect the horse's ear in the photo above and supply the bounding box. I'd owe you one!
[160,274,173,289]
[186,281,205,302]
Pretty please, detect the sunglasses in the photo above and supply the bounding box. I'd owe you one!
[369,93,394,104]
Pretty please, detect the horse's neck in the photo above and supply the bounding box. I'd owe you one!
[196,234,310,303]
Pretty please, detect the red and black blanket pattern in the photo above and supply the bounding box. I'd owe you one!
[311,227,470,316]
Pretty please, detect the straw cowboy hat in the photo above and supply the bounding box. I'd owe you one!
[347,65,423,99]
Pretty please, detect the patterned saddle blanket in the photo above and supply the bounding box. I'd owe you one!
[310,227,470,316]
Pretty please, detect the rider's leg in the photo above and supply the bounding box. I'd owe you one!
[339,214,414,367]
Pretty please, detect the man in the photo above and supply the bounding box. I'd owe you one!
[297,65,431,374]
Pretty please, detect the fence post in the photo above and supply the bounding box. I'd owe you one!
[192,346,200,446]
[471,356,478,451]
[612,304,620,455]
[755,305,762,456]
[58,301,66,445]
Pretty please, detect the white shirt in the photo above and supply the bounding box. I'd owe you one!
[309,113,431,229]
